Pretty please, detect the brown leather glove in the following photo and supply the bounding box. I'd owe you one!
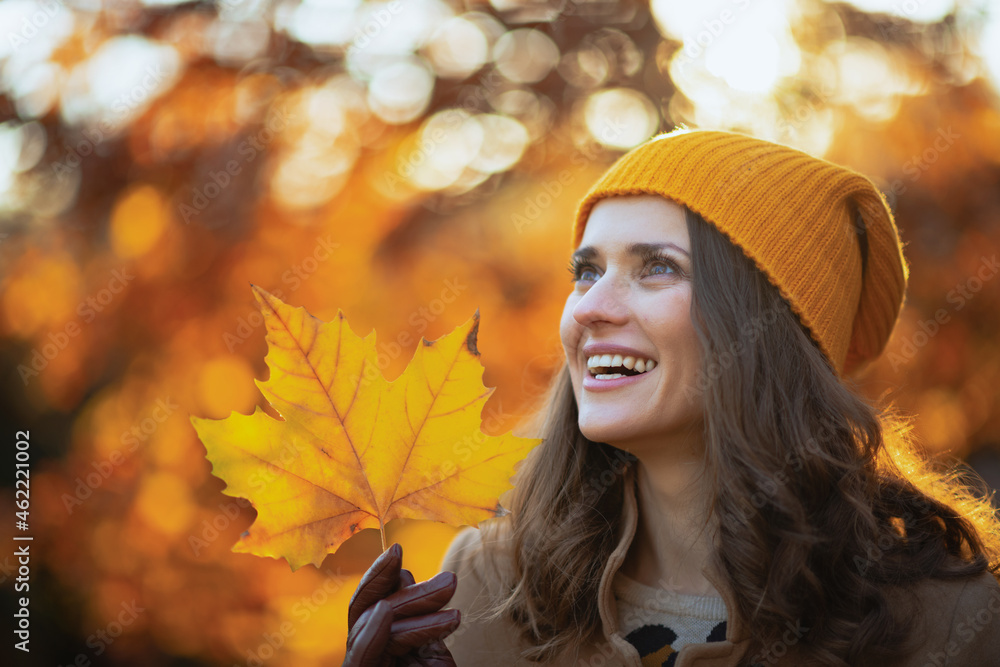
[343,543,460,667]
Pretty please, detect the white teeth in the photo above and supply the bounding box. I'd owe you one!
[586,353,657,377]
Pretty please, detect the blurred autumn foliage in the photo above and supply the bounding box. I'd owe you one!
[1,0,999,664]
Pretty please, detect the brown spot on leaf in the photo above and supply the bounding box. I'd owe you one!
[466,309,480,356]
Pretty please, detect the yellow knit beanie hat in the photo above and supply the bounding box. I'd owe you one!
[572,128,909,377]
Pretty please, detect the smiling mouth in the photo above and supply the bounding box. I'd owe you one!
[586,354,657,379]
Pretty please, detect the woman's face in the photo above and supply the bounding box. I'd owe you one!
[560,194,704,454]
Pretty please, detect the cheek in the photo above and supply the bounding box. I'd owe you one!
[650,296,700,365]
[559,300,581,351]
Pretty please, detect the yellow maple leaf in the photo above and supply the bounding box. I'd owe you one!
[190,285,541,570]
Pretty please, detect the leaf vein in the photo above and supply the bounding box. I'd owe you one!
[259,297,380,515]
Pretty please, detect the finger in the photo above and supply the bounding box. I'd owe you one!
[348,543,402,629]
[399,568,416,588]
[385,609,461,656]
[343,600,393,667]
[383,571,457,619]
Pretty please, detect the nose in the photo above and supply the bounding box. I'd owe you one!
[572,271,629,327]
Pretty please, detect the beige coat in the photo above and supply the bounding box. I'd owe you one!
[439,466,1000,666]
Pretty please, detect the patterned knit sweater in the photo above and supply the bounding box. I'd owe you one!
[614,571,729,667]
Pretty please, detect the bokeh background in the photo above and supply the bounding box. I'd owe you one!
[2,0,1000,664]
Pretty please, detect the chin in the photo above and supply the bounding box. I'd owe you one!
[577,411,636,445]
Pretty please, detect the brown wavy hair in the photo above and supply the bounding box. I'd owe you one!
[479,206,1000,665]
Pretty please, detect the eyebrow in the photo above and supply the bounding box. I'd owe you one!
[571,242,690,263]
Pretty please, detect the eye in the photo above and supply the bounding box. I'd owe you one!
[567,259,600,283]
[568,253,684,283]
[648,260,673,275]
[579,266,600,282]
[643,252,682,278]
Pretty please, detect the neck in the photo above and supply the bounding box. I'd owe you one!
[620,448,721,598]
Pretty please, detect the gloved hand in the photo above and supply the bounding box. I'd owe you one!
[343,542,460,667]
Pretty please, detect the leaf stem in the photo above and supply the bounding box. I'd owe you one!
[380,520,386,553]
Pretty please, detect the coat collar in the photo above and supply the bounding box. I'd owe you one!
[596,463,751,655]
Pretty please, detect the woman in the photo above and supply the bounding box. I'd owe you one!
[342,129,1000,666]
